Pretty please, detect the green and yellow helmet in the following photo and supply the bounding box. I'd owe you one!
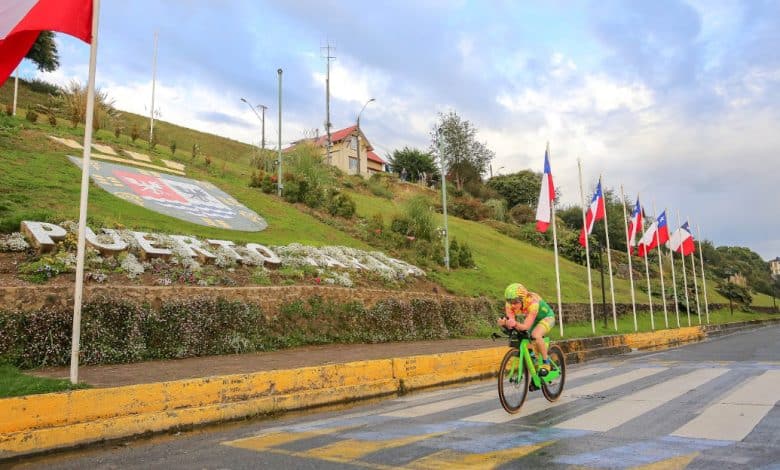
[504,283,527,302]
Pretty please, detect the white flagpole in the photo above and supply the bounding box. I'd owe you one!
[548,143,564,337]
[578,159,595,334]
[652,202,668,328]
[620,186,638,331]
[601,176,618,330]
[688,220,702,324]
[12,68,19,116]
[70,0,101,385]
[149,30,158,147]
[668,233,680,328]
[678,211,691,326]
[696,222,710,323]
[642,214,655,330]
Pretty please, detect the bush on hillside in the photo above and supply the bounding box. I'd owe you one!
[25,110,38,123]
[447,197,492,221]
[509,203,535,225]
[326,189,356,218]
[484,198,507,221]
[403,195,435,241]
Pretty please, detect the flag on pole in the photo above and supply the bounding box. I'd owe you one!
[0,0,93,85]
[578,180,605,246]
[668,221,695,255]
[535,146,555,232]
[637,210,669,257]
[627,198,643,254]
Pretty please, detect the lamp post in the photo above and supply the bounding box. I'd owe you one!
[277,68,283,197]
[356,98,375,176]
[241,98,268,171]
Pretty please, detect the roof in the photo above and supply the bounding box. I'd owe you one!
[367,151,384,164]
[283,125,374,153]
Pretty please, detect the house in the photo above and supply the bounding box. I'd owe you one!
[728,273,747,287]
[285,125,385,177]
[770,257,780,279]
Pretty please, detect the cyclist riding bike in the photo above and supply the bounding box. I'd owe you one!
[497,283,556,375]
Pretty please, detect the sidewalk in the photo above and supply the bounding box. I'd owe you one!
[30,338,499,388]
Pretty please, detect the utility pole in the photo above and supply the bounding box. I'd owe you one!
[149,31,158,148]
[321,42,335,164]
[277,68,283,197]
[356,98,375,176]
[259,104,267,150]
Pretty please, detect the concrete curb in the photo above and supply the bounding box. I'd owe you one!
[1,318,778,459]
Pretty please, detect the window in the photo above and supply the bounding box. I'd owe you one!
[350,136,358,150]
[349,157,359,173]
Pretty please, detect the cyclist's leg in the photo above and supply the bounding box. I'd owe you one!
[531,317,555,361]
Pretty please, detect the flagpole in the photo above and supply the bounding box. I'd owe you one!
[600,176,618,330]
[688,218,702,324]
[677,211,692,326]
[149,30,158,147]
[70,0,100,385]
[652,202,668,328]
[695,222,710,323]
[668,239,681,328]
[578,159,596,334]
[642,213,655,330]
[12,68,19,116]
[620,186,638,331]
[548,143,564,337]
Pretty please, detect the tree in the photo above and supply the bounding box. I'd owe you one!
[387,147,438,182]
[430,111,495,191]
[715,282,753,315]
[25,31,59,72]
[61,80,119,130]
[486,171,541,208]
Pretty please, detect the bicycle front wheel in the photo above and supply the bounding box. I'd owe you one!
[542,345,566,402]
[498,348,529,413]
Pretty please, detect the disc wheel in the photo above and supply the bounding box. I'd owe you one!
[541,345,566,402]
[498,348,529,413]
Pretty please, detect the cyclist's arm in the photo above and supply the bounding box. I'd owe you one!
[504,303,518,328]
[516,302,539,330]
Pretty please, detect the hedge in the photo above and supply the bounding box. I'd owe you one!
[0,295,495,369]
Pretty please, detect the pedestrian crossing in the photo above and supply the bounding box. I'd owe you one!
[223,361,780,469]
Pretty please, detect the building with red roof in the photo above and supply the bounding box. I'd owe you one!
[284,125,385,177]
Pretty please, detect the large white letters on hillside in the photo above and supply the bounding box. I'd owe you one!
[18,221,424,277]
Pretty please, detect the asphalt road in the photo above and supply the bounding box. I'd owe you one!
[11,325,780,469]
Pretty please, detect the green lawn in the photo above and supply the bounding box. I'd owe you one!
[0,364,88,398]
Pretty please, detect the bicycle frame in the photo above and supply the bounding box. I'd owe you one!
[507,334,561,389]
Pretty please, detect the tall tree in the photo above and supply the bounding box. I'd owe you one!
[25,31,60,72]
[387,147,438,182]
[430,111,495,191]
[486,170,542,208]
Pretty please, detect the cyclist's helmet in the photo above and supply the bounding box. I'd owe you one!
[504,283,527,302]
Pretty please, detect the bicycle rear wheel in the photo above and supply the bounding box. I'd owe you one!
[498,348,529,413]
[542,345,566,402]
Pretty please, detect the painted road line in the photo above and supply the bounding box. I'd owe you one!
[556,368,729,432]
[405,440,554,469]
[382,390,496,418]
[224,428,344,451]
[465,367,667,424]
[671,370,780,441]
[304,432,443,462]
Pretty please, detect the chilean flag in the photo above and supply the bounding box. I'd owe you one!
[535,146,555,232]
[578,180,605,246]
[0,0,93,85]
[637,210,669,257]
[668,221,695,256]
[627,199,643,255]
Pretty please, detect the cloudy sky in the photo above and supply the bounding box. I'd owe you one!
[20,0,780,259]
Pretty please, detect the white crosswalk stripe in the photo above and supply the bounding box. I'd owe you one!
[555,368,729,432]
[464,367,667,424]
[671,370,780,441]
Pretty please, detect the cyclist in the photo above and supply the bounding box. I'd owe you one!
[497,283,556,375]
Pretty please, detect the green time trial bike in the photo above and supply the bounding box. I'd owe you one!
[497,327,566,413]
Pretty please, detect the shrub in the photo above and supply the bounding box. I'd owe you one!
[4,103,12,116]
[326,190,356,218]
[485,198,508,221]
[170,141,177,155]
[404,195,434,241]
[458,241,474,268]
[26,78,62,95]
[448,239,461,268]
[368,180,393,199]
[25,110,38,123]
[114,126,121,138]
[47,113,57,126]
[130,124,140,142]
[509,203,535,225]
[449,197,491,221]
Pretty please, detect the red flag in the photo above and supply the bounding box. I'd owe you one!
[0,0,93,85]
[668,221,696,256]
[579,180,605,246]
[637,210,669,257]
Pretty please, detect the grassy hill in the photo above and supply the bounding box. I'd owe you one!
[0,77,775,310]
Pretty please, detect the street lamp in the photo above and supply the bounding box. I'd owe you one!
[355,98,375,176]
[240,98,268,150]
